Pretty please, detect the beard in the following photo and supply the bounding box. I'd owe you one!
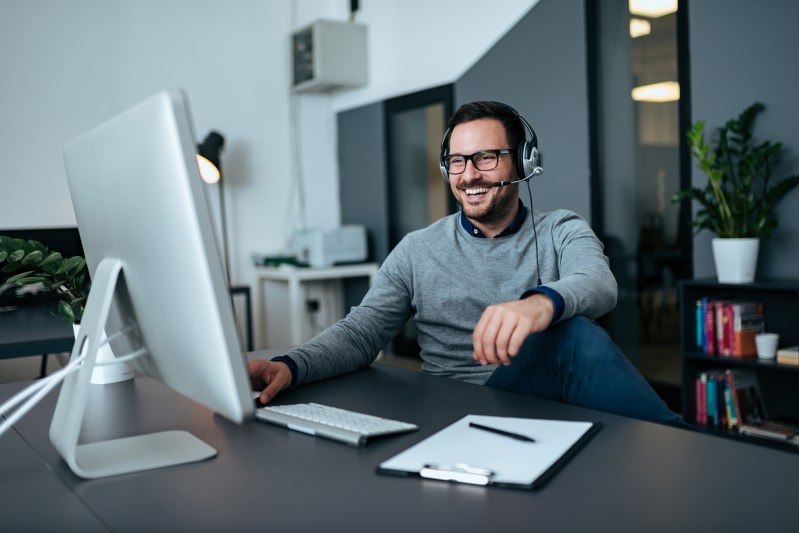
[453,182,519,226]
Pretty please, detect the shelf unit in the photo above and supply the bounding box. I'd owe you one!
[679,278,799,451]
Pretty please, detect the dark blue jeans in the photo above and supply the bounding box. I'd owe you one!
[485,316,687,428]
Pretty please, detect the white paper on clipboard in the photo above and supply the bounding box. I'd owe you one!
[377,414,599,489]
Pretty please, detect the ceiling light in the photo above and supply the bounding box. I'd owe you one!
[630,18,651,38]
[629,0,678,18]
[631,81,680,102]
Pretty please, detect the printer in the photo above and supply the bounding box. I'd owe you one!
[293,225,368,267]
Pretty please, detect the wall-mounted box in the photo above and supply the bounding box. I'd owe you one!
[292,20,367,93]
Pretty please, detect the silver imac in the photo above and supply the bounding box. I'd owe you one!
[55,90,253,478]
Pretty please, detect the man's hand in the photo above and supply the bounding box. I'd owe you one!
[248,359,292,405]
[472,293,555,367]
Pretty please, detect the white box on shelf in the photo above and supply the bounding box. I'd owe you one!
[293,226,367,268]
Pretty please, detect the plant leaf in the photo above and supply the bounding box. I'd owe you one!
[39,251,62,269]
[6,270,34,284]
[2,262,24,274]
[56,256,84,275]
[8,249,25,262]
[57,300,77,323]
[21,250,44,265]
[14,276,48,285]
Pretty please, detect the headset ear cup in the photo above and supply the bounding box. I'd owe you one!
[518,140,534,178]
[530,146,541,175]
[439,127,451,183]
[516,141,526,179]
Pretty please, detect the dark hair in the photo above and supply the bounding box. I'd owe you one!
[446,101,526,150]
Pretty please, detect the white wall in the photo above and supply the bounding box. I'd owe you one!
[0,0,536,285]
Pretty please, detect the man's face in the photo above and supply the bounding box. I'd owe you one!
[447,118,519,228]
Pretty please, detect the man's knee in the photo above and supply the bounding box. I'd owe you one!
[530,315,610,347]
[519,315,620,367]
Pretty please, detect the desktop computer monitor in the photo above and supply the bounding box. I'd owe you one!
[53,90,253,478]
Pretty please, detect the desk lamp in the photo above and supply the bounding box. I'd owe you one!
[196,131,229,281]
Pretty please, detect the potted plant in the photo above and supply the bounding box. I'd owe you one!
[0,236,89,322]
[0,235,133,383]
[672,102,799,283]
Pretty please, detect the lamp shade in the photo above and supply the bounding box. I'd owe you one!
[197,131,225,184]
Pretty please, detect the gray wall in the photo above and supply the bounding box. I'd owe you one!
[338,102,390,262]
[338,101,388,309]
[456,0,591,219]
[689,0,799,279]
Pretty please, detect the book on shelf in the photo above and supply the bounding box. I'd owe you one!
[694,373,707,426]
[776,345,799,366]
[696,370,728,429]
[725,368,799,445]
[695,297,764,357]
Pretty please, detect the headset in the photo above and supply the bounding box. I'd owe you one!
[439,104,545,286]
[438,107,542,184]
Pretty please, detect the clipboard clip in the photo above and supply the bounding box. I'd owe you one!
[420,462,494,486]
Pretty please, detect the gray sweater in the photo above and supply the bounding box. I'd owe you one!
[286,208,616,386]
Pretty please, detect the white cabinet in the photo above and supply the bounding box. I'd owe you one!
[253,263,378,350]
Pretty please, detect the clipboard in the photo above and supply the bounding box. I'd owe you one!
[377,415,600,490]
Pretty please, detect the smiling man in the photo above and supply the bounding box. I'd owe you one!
[249,101,686,428]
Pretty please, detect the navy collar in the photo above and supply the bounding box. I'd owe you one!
[460,200,528,238]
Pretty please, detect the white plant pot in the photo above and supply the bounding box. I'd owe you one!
[712,237,759,283]
[72,324,135,384]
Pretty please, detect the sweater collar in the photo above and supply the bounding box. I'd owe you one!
[459,200,527,238]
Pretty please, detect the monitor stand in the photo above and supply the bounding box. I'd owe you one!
[49,258,217,479]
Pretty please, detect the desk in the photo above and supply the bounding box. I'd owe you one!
[2,362,798,531]
[0,304,74,360]
[0,303,75,377]
[253,263,379,349]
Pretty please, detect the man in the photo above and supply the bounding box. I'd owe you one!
[250,101,684,427]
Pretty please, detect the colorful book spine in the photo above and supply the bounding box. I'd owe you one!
[695,299,704,349]
[717,301,731,357]
[716,372,727,428]
[698,373,707,426]
[731,301,765,357]
[706,372,718,426]
[702,297,716,355]
[723,379,737,430]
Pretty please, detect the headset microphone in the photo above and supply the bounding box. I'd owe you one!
[491,166,542,188]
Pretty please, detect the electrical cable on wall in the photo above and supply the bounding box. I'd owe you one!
[285,1,308,254]
[287,91,307,249]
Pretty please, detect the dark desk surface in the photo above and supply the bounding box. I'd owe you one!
[0,303,74,359]
[2,362,798,532]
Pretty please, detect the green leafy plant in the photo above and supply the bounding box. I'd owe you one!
[0,235,89,324]
[672,102,799,238]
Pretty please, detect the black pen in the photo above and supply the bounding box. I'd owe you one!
[469,422,536,442]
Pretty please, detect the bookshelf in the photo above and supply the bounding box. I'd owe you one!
[679,278,799,451]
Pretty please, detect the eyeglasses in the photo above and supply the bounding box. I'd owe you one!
[442,149,516,175]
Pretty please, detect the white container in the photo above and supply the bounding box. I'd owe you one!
[712,238,759,283]
[755,333,779,359]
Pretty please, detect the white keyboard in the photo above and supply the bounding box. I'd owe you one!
[255,402,418,447]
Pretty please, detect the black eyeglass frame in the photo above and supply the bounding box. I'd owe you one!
[441,148,516,174]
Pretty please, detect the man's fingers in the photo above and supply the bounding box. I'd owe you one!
[494,320,517,365]
[474,306,506,367]
[474,301,546,367]
[473,310,493,365]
